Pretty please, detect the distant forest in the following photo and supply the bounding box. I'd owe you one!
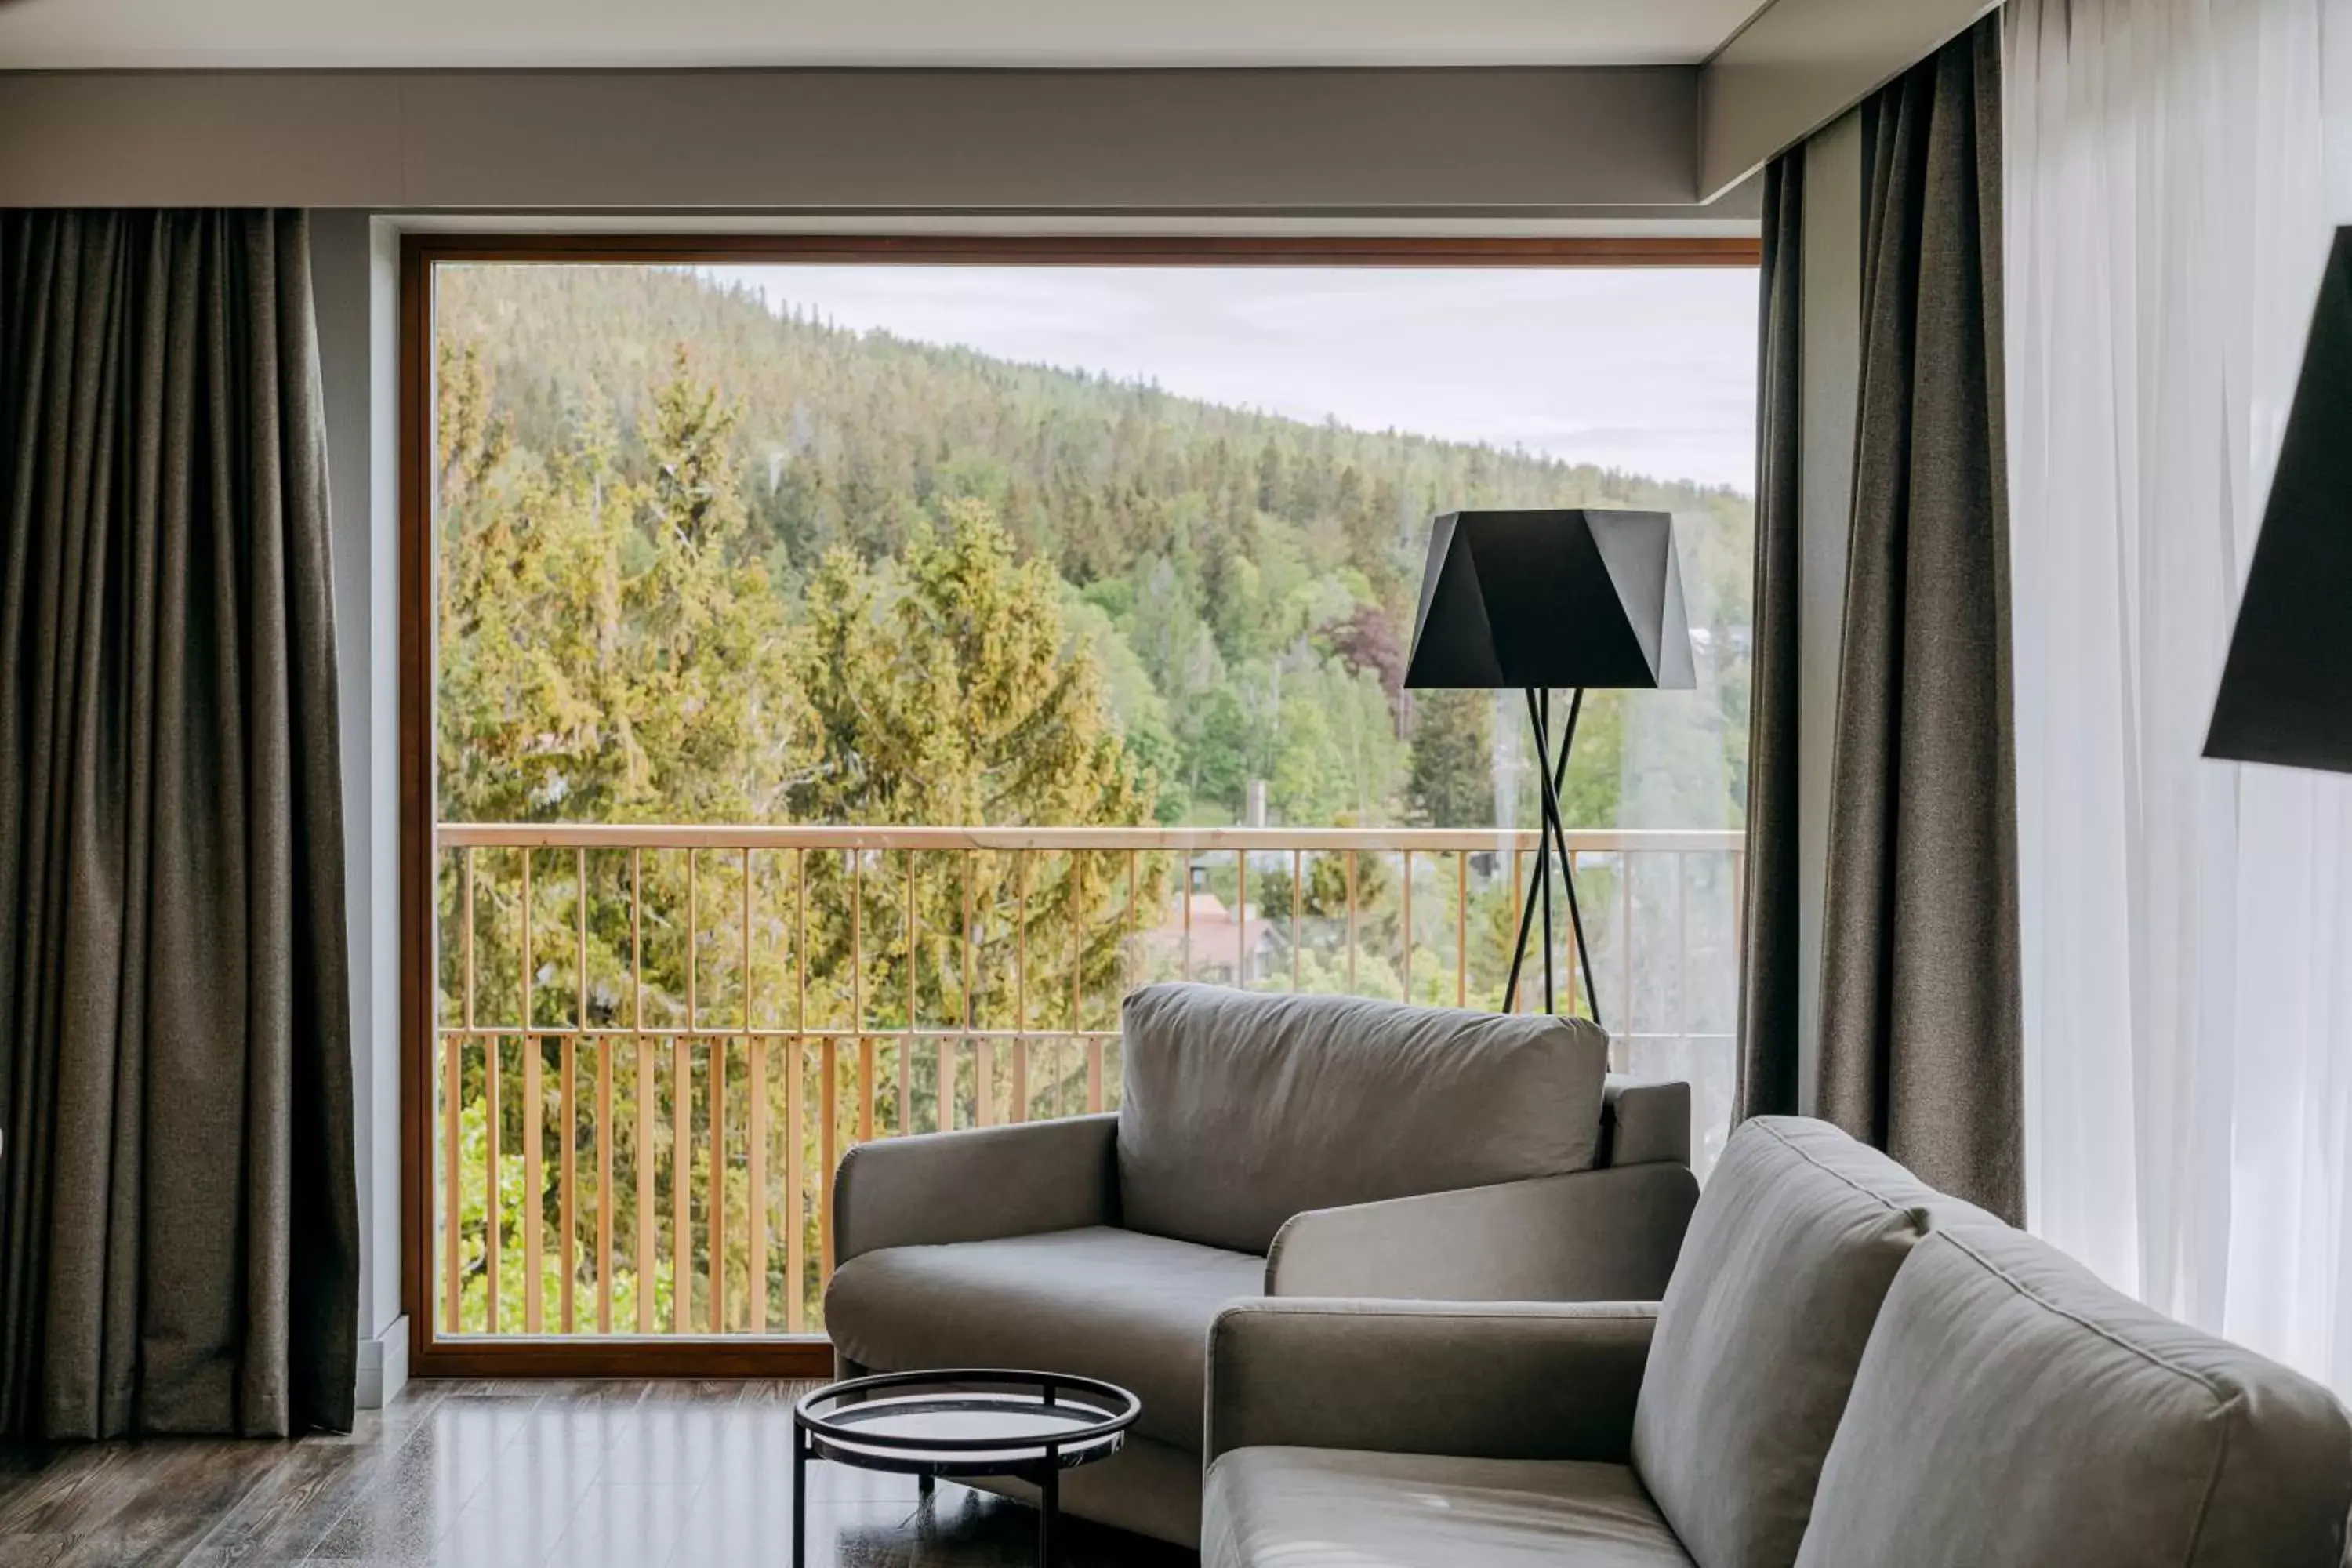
[435,263,1755,833]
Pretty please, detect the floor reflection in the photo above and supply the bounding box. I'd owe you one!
[0,1379,1197,1567]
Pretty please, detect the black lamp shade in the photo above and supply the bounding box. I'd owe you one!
[2205,227,2352,773]
[1403,508,1695,692]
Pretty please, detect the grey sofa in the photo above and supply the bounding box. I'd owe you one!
[1205,1116,2352,1567]
[825,982,1701,1546]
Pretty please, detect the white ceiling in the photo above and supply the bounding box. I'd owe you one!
[0,0,1768,71]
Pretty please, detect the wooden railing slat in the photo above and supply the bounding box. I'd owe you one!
[597,1026,614,1336]
[710,1034,725,1335]
[562,848,583,1335]
[748,848,767,1336]
[790,850,808,1330]
[449,847,470,1336]
[521,849,542,1336]
[633,848,653,1336]
[1013,851,1029,1123]
[484,1033,501,1337]
[818,1036,837,1285]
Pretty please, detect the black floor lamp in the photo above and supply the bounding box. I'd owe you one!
[1403,509,1695,1024]
[2205,227,2352,774]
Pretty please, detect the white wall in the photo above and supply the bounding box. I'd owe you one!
[309,211,406,1406]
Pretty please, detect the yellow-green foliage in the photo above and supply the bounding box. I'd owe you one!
[434,347,1164,1334]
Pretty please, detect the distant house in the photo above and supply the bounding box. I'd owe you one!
[1145,891,1281,988]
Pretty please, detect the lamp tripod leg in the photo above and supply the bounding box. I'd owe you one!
[1504,690,1547,1012]
[1533,690,1602,1031]
[1526,690,1566,1017]
[1545,793,1601,1029]
[1540,702,1555,1018]
[1504,687,1603,1027]
[1504,885,1537,1011]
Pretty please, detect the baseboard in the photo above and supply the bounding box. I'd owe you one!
[356,1315,410,1410]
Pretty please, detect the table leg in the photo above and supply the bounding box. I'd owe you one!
[1037,1466,1058,1568]
[918,1472,935,1499]
[792,1431,808,1568]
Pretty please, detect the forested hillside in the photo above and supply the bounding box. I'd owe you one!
[436,263,1753,830]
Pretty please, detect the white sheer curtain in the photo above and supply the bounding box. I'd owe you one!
[2007,0,2352,1392]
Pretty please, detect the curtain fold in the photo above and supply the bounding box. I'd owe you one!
[1817,16,2025,1222]
[1736,155,1806,1123]
[0,210,357,1439]
[2007,0,2352,1394]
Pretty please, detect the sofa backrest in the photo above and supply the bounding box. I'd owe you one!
[1796,1225,2352,1568]
[1114,983,1608,1256]
[1632,1117,1991,1568]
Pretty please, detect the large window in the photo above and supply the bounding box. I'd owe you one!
[408,239,1756,1363]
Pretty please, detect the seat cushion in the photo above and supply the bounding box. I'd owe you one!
[1797,1227,2352,1568]
[1117,982,1608,1255]
[1632,1117,1990,1568]
[1203,1448,1694,1568]
[823,1225,1263,1449]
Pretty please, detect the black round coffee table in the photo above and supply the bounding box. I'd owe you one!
[792,1368,1142,1568]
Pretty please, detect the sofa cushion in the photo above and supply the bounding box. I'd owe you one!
[1797,1227,2352,1568]
[1117,983,1609,1255]
[1202,1448,1694,1568]
[1632,1117,1981,1568]
[822,1225,1262,1449]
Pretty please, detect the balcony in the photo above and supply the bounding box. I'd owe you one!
[430,822,1744,1343]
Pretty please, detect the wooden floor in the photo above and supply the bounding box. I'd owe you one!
[0,1380,1202,1567]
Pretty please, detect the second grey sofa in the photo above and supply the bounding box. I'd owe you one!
[824,982,1701,1545]
[1203,1117,2352,1567]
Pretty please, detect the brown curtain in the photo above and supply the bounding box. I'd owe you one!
[1818,17,2024,1222]
[1736,154,1806,1122]
[0,210,358,1438]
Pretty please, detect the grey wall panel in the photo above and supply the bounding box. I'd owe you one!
[2,67,1706,210]
[0,73,408,206]
[1699,0,1998,200]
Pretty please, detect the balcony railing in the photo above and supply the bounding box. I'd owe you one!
[430,822,1744,1341]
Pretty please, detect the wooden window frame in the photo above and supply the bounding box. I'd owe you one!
[397,230,1762,1377]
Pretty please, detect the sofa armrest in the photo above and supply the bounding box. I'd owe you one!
[832,1114,1119,1265]
[1264,1161,1697,1301]
[1601,1075,1690,1167]
[1206,1298,1657,1465]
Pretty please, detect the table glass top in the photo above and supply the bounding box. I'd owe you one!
[826,1397,1109,1443]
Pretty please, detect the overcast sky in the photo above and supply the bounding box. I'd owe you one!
[700,264,1758,492]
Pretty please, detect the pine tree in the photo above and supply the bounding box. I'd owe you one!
[437,345,813,831]
[786,499,1168,1121]
[1406,688,1496,828]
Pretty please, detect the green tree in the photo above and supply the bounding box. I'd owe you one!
[1270,662,1407,825]
[787,500,1169,1123]
[437,345,813,829]
[792,499,1152,832]
[1407,688,1495,827]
